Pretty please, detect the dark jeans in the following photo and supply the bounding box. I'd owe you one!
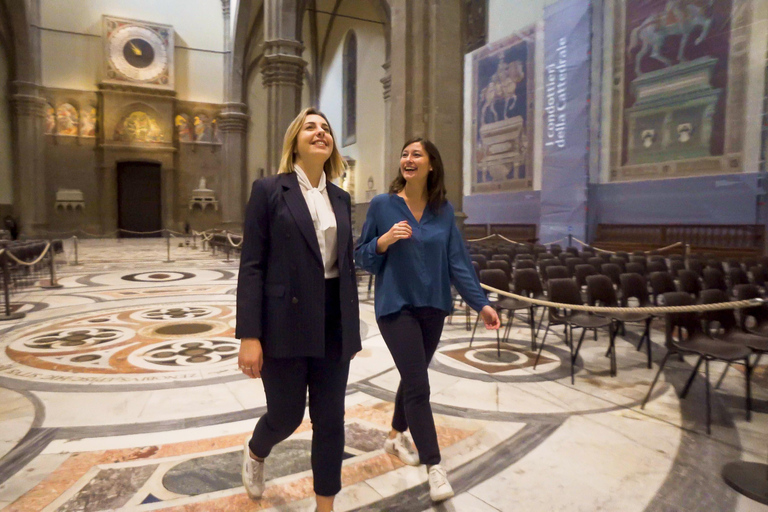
[377,306,447,465]
[249,278,349,497]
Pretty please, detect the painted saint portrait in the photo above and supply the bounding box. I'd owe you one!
[175,114,193,142]
[80,106,97,137]
[56,103,79,136]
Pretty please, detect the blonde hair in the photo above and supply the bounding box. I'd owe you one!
[277,107,346,180]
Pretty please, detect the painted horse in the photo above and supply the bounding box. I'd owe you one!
[628,0,715,76]
[479,60,525,124]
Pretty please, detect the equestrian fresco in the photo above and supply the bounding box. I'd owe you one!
[611,0,744,182]
[471,26,535,194]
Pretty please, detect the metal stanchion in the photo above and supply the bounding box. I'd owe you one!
[40,242,63,289]
[73,236,79,266]
[192,232,198,249]
[164,230,174,263]
[0,252,25,321]
[685,243,690,260]
[224,230,232,262]
[568,234,573,247]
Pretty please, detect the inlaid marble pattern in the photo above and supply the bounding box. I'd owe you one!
[0,239,766,511]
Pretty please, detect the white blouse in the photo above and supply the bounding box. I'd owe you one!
[293,165,339,279]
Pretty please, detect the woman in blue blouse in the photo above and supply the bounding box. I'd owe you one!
[355,137,500,502]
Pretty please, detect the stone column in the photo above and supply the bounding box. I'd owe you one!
[381,61,392,190]
[218,103,249,225]
[387,0,465,210]
[220,0,251,227]
[261,0,306,174]
[10,81,47,236]
[261,39,306,173]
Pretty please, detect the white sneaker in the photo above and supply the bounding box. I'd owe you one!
[241,438,265,499]
[428,464,454,502]
[384,432,420,466]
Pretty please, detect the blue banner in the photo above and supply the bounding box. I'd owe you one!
[539,0,592,245]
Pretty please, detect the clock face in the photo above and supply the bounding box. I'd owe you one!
[108,24,169,83]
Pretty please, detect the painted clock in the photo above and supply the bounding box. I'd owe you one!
[103,16,174,89]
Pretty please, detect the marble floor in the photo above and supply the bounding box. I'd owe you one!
[1,238,767,511]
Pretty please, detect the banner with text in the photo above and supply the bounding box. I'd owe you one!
[539,0,591,245]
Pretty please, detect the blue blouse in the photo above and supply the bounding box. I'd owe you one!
[355,193,490,319]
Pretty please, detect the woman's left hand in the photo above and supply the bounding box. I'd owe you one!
[480,305,501,330]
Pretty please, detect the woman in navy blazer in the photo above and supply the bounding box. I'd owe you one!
[236,107,361,512]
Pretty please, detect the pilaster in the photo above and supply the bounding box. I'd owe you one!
[10,81,47,235]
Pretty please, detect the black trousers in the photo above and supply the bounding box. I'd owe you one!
[249,278,349,497]
[377,306,447,465]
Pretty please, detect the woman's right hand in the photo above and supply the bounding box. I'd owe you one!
[239,338,264,378]
[376,220,412,253]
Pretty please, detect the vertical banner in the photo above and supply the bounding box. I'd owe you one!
[539,0,592,245]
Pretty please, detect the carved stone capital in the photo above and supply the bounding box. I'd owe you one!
[218,106,249,132]
[381,61,391,101]
[264,39,304,55]
[261,53,306,88]
[11,93,47,118]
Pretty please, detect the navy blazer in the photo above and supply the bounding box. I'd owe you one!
[235,172,361,360]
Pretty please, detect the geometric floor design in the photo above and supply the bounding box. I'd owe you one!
[0,239,767,511]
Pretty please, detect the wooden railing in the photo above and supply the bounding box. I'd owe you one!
[594,224,765,257]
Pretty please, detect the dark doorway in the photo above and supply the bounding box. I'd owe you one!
[117,161,162,238]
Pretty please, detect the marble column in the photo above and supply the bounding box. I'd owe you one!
[10,81,47,236]
[387,0,465,210]
[261,0,306,174]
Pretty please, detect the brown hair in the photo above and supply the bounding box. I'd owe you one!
[277,107,346,179]
[389,137,447,211]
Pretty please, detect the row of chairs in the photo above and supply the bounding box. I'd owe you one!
[470,261,766,434]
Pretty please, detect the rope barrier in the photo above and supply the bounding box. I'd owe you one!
[547,237,566,246]
[571,237,615,254]
[479,283,763,314]
[571,237,683,256]
[226,232,243,248]
[467,234,498,242]
[3,242,52,266]
[466,233,527,245]
[118,228,167,235]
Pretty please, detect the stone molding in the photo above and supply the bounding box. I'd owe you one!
[11,94,46,118]
[381,60,391,101]
[98,82,177,98]
[218,114,249,133]
[261,54,306,88]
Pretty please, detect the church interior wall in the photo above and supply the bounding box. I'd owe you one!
[0,36,12,213]
[39,0,225,102]
[316,8,386,207]
[463,0,768,238]
[305,0,386,208]
[33,0,229,234]
[43,88,101,232]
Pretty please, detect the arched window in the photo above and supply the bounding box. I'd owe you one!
[342,31,357,146]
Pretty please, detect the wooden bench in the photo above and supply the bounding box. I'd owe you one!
[593,224,765,258]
